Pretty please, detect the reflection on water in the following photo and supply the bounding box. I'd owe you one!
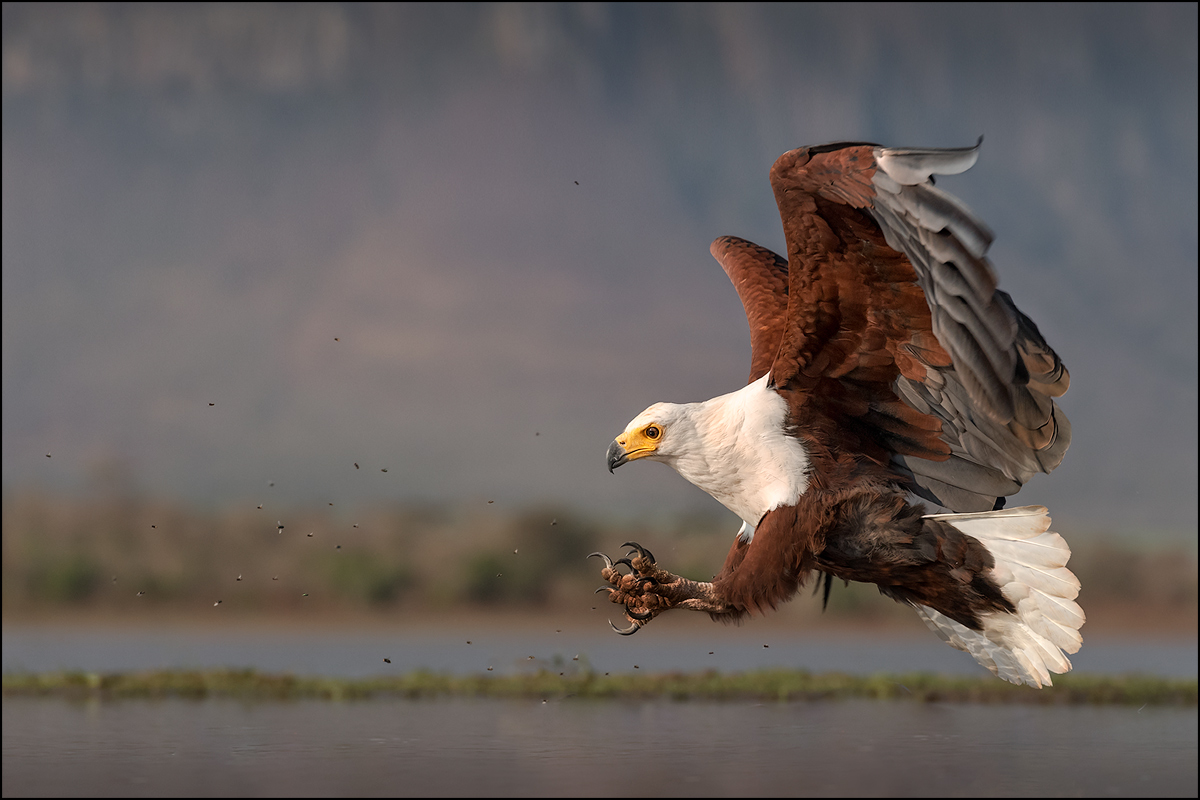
[3,625,1197,679]
[3,697,1196,797]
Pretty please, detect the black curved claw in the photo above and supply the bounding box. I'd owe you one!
[626,605,654,620]
[622,541,656,564]
[609,618,642,635]
[612,557,635,574]
[595,586,614,595]
[587,552,613,569]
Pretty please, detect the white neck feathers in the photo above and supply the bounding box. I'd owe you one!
[660,376,810,527]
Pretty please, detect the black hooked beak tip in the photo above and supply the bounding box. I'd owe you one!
[606,440,628,474]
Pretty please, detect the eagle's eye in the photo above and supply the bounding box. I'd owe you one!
[645,425,661,439]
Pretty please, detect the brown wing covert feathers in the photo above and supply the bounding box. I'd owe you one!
[753,140,1071,511]
[709,236,790,384]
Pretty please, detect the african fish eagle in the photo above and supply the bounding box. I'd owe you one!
[596,139,1082,688]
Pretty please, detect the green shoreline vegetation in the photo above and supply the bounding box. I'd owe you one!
[4,669,1195,706]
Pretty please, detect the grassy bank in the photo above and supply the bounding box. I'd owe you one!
[4,668,1195,706]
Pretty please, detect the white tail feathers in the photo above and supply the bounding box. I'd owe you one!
[915,505,1085,688]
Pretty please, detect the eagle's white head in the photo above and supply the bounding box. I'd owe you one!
[606,375,811,527]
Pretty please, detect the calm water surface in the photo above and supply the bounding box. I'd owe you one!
[6,624,1195,795]
[3,697,1195,797]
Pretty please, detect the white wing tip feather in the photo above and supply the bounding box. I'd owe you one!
[915,505,1085,688]
[874,136,983,186]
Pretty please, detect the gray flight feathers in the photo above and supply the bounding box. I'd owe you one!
[868,140,1071,511]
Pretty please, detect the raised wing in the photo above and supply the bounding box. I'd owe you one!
[762,140,1070,512]
[709,236,789,384]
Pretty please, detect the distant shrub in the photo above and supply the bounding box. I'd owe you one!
[27,554,101,603]
[458,510,602,606]
[463,553,509,603]
[326,554,414,605]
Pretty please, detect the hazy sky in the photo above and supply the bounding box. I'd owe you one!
[3,3,1196,539]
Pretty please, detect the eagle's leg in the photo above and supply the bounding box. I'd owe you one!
[591,543,735,633]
